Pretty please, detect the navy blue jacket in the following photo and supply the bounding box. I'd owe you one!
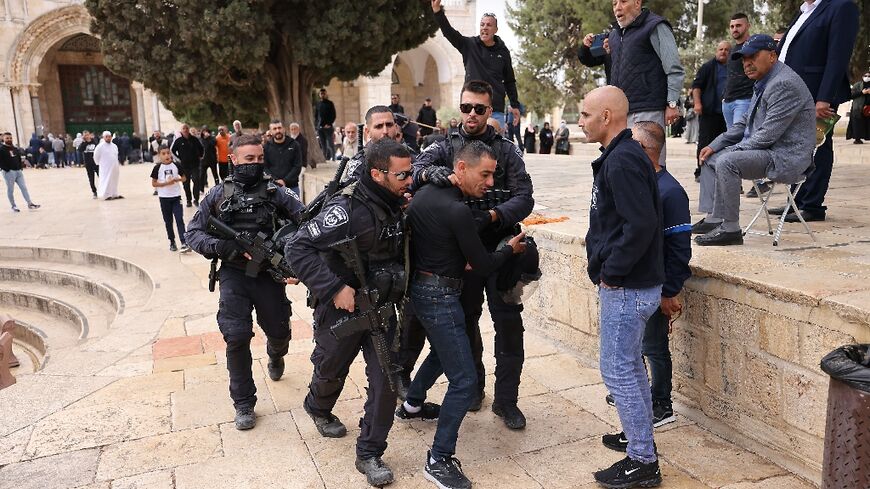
[656,169,691,298]
[778,0,859,105]
[691,58,725,115]
[585,129,663,288]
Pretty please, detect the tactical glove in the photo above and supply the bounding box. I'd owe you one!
[423,165,453,188]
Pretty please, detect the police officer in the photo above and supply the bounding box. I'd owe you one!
[409,79,535,429]
[185,133,304,431]
[287,138,416,487]
[341,105,410,184]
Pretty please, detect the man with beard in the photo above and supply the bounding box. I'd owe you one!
[263,120,303,196]
[287,138,412,487]
[404,79,534,430]
[170,124,205,207]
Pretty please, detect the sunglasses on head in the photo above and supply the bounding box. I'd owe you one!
[460,103,491,115]
[377,169,412,181]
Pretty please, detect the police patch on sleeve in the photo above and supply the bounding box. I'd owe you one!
[284,187,300,200]
[322,205,349,228]
[307,221,322,238]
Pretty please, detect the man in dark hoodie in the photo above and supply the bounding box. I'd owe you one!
[264,120,303,196]
[580,86,664,489]
[431,0,521,131]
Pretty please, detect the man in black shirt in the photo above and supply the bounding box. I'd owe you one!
[78,131,99,199]
[316,88,337,160]
[691,41,730,174]
[431,0,521,130]
[170,124,205,207]
[1,132,40,212]
[401,140,525,489]
[417,98,437,137]
[198,127,219,191]
[264,120,303,196]
[388,94,405,115]
[723,14,755,130]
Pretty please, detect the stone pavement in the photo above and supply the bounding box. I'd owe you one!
[2,139,864,488]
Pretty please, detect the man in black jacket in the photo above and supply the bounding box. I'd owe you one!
[416,98,438,137]
[170,124,204,207]
[316,88,337,160]
[199,127,219,191]
[580,86,664,489]
[389,94,405,115]
[264,120,303,196]
[288,123,311,169]
[431,0,521,131]
[1,132,40,212]
[691,41,730,170]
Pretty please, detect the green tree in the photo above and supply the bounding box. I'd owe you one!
[508,0,756,115]
[85,0,437,163]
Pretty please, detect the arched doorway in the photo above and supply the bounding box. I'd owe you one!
[5,5,139,143]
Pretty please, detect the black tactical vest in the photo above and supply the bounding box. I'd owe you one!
[607,10,670,114]
[214,178,280,269]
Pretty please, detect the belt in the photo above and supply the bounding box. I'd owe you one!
[413,271,463,291]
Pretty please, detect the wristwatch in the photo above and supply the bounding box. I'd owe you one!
[667,101,678,109]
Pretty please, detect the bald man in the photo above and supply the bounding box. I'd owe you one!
[579,86,664,488]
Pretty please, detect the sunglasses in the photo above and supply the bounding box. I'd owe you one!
[460,103,491,115]
[377,169,412,181]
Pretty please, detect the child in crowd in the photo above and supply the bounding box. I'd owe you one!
[150,145,190,252]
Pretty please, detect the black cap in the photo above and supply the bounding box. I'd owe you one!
[731,34,778,60]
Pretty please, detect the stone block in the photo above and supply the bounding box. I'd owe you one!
[782,369,828,438]
[0,425,32,466]
[153,352,216,373]
[759,313,800,362]
[74,372,183,406]
[656,425,785,487]
[0,447,100,489]
[174,449,322,489]
[291,319,312,340]
[199,332,225,353]
[152,336,203,360]
[25,398,171,459]
[96,426,222,481]
[513,436,620,489]
[721,475,817,488]
[799,321,855,372]
[715,299,761,343]
[557,383,620,429]
[219,412,301,455]
[157,317,185,339]
[522,353,601,392]
[740,350,782,418]
[110,470,173,489]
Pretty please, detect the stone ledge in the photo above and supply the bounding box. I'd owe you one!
[0,267,124,315]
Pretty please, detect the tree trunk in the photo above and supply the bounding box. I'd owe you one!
[264,32,325,166]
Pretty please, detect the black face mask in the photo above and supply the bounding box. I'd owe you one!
[233,163,264,187]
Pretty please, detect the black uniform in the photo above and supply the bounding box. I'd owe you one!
[287,173,406,459]
[185,173,304,409]
[170,134,205,205]
[408,125,534,407]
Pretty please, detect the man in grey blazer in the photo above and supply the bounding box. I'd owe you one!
[692,34,815,246]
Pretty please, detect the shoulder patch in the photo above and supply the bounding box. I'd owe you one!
[284,187,300,200]
[307,221,322,238]
[322,205,349,228]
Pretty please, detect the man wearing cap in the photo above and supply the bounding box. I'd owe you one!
[693,35,816,246]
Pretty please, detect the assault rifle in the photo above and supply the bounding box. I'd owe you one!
[329,237,399,393]
[207,216,296,285]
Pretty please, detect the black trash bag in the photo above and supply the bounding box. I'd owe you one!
[820,344,870,393]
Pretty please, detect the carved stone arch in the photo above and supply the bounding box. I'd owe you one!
[6,5,93,85]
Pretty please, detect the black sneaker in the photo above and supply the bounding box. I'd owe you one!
[395,402,440,421]
[355,456,394,487]
[169,242,178,252]
[186,201,192,208]
[304,403,347,438]
[492,402,526,430]
[234,406,256,430]
[267,356,285,381]
[652,403,676,428]
[27,203,40,209]
[424,450,471,489]
[594,456,661,488]
[605,393,616,407]
[602,431,629,452]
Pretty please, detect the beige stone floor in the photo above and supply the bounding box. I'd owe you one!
[1,140,858,488]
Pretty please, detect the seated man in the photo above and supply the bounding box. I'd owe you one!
[692,34,815,246]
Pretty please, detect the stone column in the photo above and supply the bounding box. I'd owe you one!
[29,84,43,136]
[0,84,18,143]
[11,84,35,145]
[151,92,161,132]
[132,82,147,136]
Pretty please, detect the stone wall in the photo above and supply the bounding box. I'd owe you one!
[521,224,870,486]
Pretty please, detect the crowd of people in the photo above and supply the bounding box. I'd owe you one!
[1,0,865,488]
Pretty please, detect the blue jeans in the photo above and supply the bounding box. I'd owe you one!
[158,196,186,244]
[642,308,671,405]
[3,170,33,207]
[405,280,477,460]
[490,112,506,133]
[599,285,662,464]
[722,98,751,130]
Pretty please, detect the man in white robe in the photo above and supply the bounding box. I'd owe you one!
[94,131,122,200]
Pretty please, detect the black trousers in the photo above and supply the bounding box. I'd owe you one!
[217,266,291,409]
[305,302,396,458]
[85,162,98,194]
[218,162,229,181]
[317,127,334,159]
[399,269,525,405]
[200,161,219,191]
[181,162,201,203]
[795,111,837,215]
[696,113,727,164]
